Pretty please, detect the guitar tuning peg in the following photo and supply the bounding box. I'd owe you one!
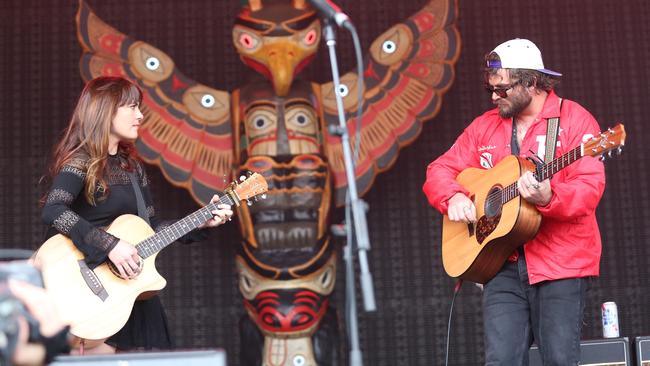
[247,200,253,206]
[240,175,246,182]
[261,194,267,200]
[608,150,613,158]
[617,147,623,155]
[600,155,606,162]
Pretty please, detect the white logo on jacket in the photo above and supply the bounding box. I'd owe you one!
[480,152,494,169]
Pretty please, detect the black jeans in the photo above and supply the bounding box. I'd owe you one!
[483,253,588,366]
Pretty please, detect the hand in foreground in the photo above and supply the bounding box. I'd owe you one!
[447,192,477,223]
[9,279,70,365]
[517,171,552,206]
[199,194,234,229]
[108,240,141,279]
[9,280,68,338]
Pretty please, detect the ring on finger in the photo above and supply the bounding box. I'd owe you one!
[532,183,540,189]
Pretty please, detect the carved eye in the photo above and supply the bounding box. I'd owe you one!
[337,84,349,97]
[292,355,306,366]
[370,24,411,65]
[239,33,258,50]
[254,117,268,129]
[285,105,316,132]
[320,267,333,288]
[247,109,276,131]
[200,94,215,108]
[294,113,308,126]
[303,29,317,46]
[130,43,172,81]
[233,26,263,54]
[184,86,228,123]
[241,274,252,292]
[382,40,397,54]
[296,22,321,49]
[145,56,160,71]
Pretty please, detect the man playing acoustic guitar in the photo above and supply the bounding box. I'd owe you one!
[423,39,606,365]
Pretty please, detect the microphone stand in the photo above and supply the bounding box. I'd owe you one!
[322,19,376,366]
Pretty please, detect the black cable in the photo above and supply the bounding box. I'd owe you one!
[445,279,463,366]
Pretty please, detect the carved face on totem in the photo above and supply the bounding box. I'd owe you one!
[237,79,321,158]
[233,0,321,96]
[234,79,332,272]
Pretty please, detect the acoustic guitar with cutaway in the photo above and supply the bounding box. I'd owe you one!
[34,172,268,342]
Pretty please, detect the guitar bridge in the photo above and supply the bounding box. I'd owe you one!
[467,222,475,237]
[78,260,108,301]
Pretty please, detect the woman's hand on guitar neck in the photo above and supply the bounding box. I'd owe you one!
[108,240,141,279]
[199,194,234,229]
[447,192,477,224]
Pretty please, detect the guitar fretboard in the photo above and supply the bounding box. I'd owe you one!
[500,145,583,204]
[136,194,236,259]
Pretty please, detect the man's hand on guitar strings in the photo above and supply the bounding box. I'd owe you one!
[199,194,234,229]
[517,171,552,206]
[108,240,142,280]
[447,192,477,224]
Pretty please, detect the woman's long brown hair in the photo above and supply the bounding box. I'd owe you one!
[42,77,142,205]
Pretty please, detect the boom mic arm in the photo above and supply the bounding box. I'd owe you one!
[307,0,351,28]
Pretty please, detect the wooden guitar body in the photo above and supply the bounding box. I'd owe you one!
[34,214,166,341]
[440,124,625,284]
[33,172,268,345]
[441,156,541,284]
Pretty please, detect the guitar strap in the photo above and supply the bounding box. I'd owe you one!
[544,98,563,163]
[127,170,151,225]
[511,98,564,161]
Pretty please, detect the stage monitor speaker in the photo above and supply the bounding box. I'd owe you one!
[529,337,631,366]
[636,336,650,366]
[50,349,226,366]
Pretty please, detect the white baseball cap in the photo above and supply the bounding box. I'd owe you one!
[487,38,562,76]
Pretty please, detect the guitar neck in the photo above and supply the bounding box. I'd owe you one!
[502,145,583,203]
[136,194,236,259]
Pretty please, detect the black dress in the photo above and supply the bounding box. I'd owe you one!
[42,152,207,350]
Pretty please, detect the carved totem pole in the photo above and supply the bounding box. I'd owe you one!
[76,0,460,364]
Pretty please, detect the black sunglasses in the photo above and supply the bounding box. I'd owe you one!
[485,80,521,98]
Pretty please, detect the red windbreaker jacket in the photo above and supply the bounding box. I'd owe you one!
[422,91,606,284]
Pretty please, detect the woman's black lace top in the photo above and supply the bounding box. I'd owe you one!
[42,154,206,268]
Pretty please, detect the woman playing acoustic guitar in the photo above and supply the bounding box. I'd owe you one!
[40,76,233,354]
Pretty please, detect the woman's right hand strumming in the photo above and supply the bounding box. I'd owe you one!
[108,240,141,279]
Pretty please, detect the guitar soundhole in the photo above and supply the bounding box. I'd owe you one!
[484,186,503,218]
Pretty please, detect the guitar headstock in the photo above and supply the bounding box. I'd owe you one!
[583,124,626,159]
[228,172,268,205]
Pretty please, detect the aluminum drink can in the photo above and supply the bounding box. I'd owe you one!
[601,301,620,338]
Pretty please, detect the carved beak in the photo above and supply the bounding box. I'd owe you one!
[264,40,302,96]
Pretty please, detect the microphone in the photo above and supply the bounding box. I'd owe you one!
[307,0,351,28]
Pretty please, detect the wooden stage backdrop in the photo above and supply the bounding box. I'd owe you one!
[0,0,648,364]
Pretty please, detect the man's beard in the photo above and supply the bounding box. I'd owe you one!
[497,90,532,119]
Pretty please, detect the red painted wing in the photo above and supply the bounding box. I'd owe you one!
[320,0,461,206]
[76,0,234,205]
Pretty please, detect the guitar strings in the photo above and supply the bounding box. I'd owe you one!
[481,146,582,210]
